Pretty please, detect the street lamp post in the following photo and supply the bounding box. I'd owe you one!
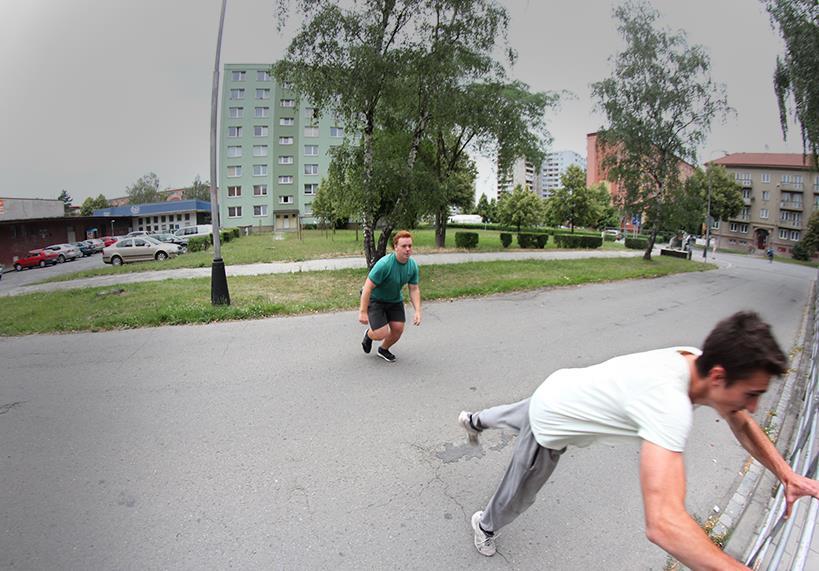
[111,219,115,237]
[209,0,230,305]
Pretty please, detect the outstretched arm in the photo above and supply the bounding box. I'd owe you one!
[640,440,749,570]
[726,410,819,517]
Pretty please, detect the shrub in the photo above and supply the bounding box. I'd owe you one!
[792,240,811,261]
[454,231,479,249]
[188,236,210,252]
[554,234,603,249]
[500,233,513,248]
[517,233,537,248]
[534,233,549,248]
[603,233,616,242]
[625,237,648,250]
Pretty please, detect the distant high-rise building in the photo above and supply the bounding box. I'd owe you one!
[497,158,541,197]
[219,64,346,231]
[540,151,587,197]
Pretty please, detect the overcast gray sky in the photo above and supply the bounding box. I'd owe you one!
[0,0,802,204]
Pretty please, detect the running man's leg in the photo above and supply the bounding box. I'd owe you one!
[480,420,563,534]
[471,398,530,432]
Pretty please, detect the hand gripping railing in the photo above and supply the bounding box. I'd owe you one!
[745,281,819,570]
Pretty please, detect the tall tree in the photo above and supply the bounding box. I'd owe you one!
[589,182,620,229]
[764,0,819,164]
[183,175,211,201]
[497,185,545,232]
[274,0,526,267]
[57,190,72,212]
[80,197,96,216]
[683,165,743,229]
[475,193,492,222]
[93,194,110,210]
[544,165,597,232]
[126,172,161,204]
[591,0,730,259]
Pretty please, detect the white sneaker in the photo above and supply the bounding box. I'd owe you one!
[458,411,480,445]
[471,511,496,556]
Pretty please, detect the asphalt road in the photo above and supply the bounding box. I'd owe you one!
[0,254,815,570]
[0,253,104,290]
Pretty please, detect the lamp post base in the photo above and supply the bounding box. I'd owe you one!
[211,258,230,305]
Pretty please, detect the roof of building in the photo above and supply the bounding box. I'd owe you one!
[93,199,211,217]
[711,153,817,170]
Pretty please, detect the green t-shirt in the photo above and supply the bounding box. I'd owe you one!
[368,253,419,303]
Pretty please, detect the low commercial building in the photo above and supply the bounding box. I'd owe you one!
[92,199,211,235]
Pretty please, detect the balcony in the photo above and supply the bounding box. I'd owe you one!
[731,215,751,222]
[742,196,753,205]
[736,178,753,188]
[780,200,803,210]
[779,181,804,191]
[779,219,803,230]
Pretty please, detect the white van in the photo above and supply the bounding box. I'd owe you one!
[174,224,213,239]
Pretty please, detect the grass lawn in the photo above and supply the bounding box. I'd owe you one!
[0,256,712,336]
[38,228,628,283]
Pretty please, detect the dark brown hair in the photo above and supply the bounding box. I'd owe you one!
[392,230,413,249]
[696,311,788,386]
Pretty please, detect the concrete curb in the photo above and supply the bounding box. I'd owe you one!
[714,279,816,551]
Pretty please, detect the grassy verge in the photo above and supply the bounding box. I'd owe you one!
[38,228,628,283]
[0,257,712,336]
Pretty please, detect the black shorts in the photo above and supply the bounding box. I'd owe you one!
[367,300,406,330]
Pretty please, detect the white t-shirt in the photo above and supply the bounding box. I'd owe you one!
[528,347,701,452]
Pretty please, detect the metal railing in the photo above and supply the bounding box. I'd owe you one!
[745,280,819,569]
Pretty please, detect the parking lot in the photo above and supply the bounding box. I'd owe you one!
[0,253,105,291]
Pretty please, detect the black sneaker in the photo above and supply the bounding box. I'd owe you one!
[362,331,373,354]
[377,347,397,362]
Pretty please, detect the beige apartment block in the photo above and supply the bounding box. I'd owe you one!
[709,153,818,255]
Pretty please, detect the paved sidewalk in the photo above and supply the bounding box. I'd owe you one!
[0,248,648,297]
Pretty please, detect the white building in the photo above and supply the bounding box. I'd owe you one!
[497,158,541,197]
[540,151,587,197]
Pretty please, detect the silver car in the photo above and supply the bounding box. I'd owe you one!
[102,236,181,266]
[45,243,82,263]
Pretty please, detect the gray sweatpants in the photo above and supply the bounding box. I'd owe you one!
[473,398,564,533]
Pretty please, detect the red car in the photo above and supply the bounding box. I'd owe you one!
[102,236,120,247]
[13,249,60,271]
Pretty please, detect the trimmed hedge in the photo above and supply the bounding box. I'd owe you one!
[454,231,479,249]
[625,237,649,250]
[188,236,210,252]
[517,233,548,248]
[603,233,616,242]
[554,234,603,249]
[499,233,513,248]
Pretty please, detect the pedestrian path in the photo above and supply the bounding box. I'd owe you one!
[0,248,649,298]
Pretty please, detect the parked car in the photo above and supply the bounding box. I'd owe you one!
[102,236,181,266]
[174,224,213,239]
[44,243,82,263]
[126,231,149,237]
[149,232,188,251]
[102,236,120,247]
[86,238,105,253]
[13,249,60,271]
[72,241,96,257]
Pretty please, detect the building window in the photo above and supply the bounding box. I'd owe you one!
[228,126,242,138]
[257,70,271,81]
[330,126,344,138]
[282,81,294,90]
[229,89,245,100]
[253,184,268,196]
[278,175,294,184]
[229,107,243,118]
[735,172,751,184]
[762,191,770,201]
[791,230,801,240]
[227,186,242,197]
[256,89,271,100]
[228,206,242,218]
[278,155,294,165]
[254,125,269,137]
[227,146,242,158]
[780,228,801,241]
[278,136,294,145]
[253,204,268,216]
[304,183,317,195]
[280,99,295,108]
[227,166,242,177]
[761,173,770,183]
[231,70,245,81]
[304,164,319,175]
[253,145,268,157]
[304,145,319,156]
[760,208,769,219]
[253,164,268,177]
[304,106,317,119]
[304,202,312,215]
[279,117,295,126]
[254,107,270,118]
[304,126,319,137]
[279,195,294,204]
[742,188,751,199]
[730,222,748,233]
[711,220,720,229]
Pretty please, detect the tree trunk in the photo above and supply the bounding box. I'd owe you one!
[362,121,377,268]
[643,225,658,261]
[435,209,447,247]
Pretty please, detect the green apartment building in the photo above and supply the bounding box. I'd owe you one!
[219,64,345,231]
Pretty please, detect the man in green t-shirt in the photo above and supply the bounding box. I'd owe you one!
[359,230,421,362]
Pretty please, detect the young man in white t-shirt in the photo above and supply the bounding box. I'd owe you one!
[458,311,819,569]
